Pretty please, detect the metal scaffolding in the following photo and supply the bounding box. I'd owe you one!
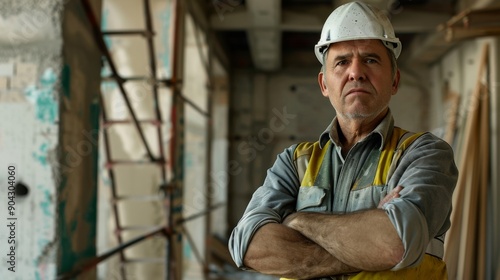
[56,0,220,279]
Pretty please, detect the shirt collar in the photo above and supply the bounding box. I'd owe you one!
[318,109,395,150]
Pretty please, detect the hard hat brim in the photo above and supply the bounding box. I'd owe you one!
[314,37,402,65]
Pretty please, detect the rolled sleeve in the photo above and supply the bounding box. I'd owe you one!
[383,133,458,270]
[228,145,301,269]
[383,200,429,269]
[228,207,281,268]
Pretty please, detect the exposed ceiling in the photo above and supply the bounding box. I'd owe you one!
[208,0,457,70]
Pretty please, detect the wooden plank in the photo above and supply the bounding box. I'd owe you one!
[457,120,480,280]
[444,43,489,279]
[476,84,490,280]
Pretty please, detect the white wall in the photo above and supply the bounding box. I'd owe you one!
[0,1,103,279]
[391,67,428,132]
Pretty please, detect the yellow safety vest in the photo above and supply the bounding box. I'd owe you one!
[283,127,447,280]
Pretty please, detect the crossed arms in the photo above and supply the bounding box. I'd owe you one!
[244,189,404,279]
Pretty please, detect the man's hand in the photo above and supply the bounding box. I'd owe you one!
[244,223,359,278]
[282,211,303,228]
[378,185,404,209]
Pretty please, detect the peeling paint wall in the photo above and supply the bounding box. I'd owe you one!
[0,0,101,279]
[0,1,63,279]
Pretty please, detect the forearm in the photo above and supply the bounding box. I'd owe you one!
[286,210,404,271]
[244,223,359,279]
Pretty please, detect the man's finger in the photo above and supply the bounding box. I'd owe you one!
[378,185,404,208]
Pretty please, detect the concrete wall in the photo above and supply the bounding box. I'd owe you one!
[228,68,334,227]
[0,0,101,279]
[391,68,428,132]
[0,1,62,277]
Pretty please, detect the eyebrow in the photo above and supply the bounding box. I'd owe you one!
[333,52,382,62]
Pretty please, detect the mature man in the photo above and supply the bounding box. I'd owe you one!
[228,2,458,279]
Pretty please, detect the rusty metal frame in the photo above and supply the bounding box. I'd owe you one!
[69,1,218,280]
[71,0,219,279]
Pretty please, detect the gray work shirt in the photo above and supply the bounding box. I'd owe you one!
[229,111,458,273]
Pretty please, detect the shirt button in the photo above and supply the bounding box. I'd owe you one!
[354,193,360,199]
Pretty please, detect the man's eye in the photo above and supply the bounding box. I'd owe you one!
[366,58,377,63]
[336,60,348,66]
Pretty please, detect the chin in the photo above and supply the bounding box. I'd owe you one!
[343,111,373,119]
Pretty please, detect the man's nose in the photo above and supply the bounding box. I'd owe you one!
[348,60,366,81]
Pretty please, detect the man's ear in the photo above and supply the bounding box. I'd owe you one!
[318,71,328,97]
[392,69,401,95]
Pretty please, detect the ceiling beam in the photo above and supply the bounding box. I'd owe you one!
[211,7,451,33]
[391,10,450,32]
[407,7,500,64]
[246,0,281,70]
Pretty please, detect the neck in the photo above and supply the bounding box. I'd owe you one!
[337,110,388,156]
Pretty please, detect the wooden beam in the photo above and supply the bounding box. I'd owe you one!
[409,7,500,64]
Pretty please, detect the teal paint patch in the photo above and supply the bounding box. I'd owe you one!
[87,99,99,250]
[24,68,59,124]
[33,143,49,166]
[159,8,171,77]
[38,238,51,251]
[100,9,118,92]
[57,200,97,274]
[184,152,193,168]
[40,189,52,217]
[34,262,44,280]
[183,241,192,259]
[101,9,112,49]
[61,64,71,99]
[172,205,183,214]
[57,102,100,274]
[100,60,117,92]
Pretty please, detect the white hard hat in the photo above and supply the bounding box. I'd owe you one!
[315,1,402,64]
